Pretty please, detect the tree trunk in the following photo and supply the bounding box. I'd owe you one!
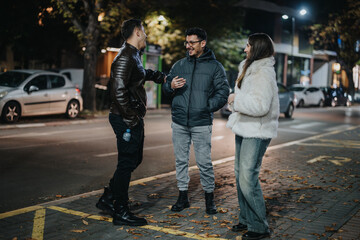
[344,66,355,97]
[82,43,98,111]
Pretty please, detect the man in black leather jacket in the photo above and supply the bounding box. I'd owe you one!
[96,19,166,226]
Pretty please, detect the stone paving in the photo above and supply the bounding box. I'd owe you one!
[0,126,359,240]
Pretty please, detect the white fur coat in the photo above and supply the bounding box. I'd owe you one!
[226,56,279,139]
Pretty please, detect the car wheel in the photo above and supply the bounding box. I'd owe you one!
[298,99,304,108]
[318,99,324,107]
[66,100,80,119]
[2,101,21,123]
[285,103,294,118]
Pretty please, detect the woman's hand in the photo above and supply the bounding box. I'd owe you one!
[228,93,235,105]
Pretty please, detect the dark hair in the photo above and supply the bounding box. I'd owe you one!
[121,19,142,40]
[236,33,274,88]
[185,27,207,41]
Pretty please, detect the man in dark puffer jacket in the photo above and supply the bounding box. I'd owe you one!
[163,27,229,215]
[96,19,165,226]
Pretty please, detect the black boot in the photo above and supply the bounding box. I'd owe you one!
[113,201,147,226]
[96,187,115,216]
[171,190,190,212]
[205,192,217,215]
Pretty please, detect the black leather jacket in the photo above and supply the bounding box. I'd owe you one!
[109,43,165,128]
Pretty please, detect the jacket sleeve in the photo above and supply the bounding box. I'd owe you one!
[162,65,177,97]
[233,68,274,117]
[112,56,139,128]
[208,63,230,112]
[145,69,166,84]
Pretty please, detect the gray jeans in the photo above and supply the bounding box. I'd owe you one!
[172,122,215,193]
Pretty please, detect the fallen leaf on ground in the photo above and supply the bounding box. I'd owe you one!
[148,193,160,199]
[189,206,201,209]
[82,219,89,225]
[167,213,186,218]
[126,229,143,236]
[288,217,302,222]
[218,208,228,213]
[70,229,87,233]
[269,212,281,217]
[325,226,336,232]
[55,195,62,198]
[213,216,218,220]
[138,182,146,186]
[148,219,158,223]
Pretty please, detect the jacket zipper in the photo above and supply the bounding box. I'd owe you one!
[187,58,197,126]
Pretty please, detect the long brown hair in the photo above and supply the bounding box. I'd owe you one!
[236,33,274,88]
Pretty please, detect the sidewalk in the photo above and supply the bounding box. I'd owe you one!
[0,126,359,240]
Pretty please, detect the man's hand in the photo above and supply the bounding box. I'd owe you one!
[171,76,186,89]
[164,76,167,83]
[228,93,235,104]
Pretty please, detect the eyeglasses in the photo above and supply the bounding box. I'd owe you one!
[184,40,202,46]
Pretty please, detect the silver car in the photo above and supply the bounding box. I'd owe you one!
[0,70,83,123]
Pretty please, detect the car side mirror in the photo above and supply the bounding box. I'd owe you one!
[28,85,39,93]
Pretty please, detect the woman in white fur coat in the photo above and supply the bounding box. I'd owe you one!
[226,33,280,240]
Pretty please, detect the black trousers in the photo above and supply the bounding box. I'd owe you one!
[108,113,144,204]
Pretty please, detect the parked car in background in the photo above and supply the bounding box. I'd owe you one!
[0,70,83,123]
[49,68,84,90]
[278,83,295,118]
[220,82,295,119]
[289,84,325,107]
[320,87,351,107]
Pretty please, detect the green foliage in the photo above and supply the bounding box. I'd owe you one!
[309,0,360,69]
[208,29,248,70]
[144,12,184,65]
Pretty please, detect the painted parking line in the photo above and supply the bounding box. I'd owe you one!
[47,206,227,240]
[32,208,46,240]
[0,205,44,220]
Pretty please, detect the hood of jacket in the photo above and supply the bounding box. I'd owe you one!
[186,47,216,62]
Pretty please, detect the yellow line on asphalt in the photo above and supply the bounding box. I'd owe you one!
[47,206,112,222]
[0,205,44,219]
[32,208,46,240]
[142,225,229,240]
[47,206,228,240]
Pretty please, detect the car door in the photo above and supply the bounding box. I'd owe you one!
[22,75,50,115]
[48,75,69,113]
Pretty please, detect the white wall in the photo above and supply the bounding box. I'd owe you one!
[312,63,329,87]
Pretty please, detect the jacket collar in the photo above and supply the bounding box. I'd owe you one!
[124,42,141,55]
[239,56,275,76]
[186,47,216,62]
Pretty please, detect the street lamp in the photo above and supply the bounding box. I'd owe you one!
[282,8,308,85]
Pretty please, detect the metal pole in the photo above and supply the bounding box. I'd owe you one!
[291,16,295,85]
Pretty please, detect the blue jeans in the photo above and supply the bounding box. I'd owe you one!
[172,122,214,193]
[235,136,271,234]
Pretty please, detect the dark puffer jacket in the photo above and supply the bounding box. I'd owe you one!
[163,47,229,127]
[110,43,165,128]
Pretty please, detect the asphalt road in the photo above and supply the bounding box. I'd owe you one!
[1,105,359,213]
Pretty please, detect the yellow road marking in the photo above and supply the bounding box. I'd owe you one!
[298,143,360,149]
[47,206,112,222]
[307,156,352,166]
[32,208,46,240]
[142,225,228,240]
[0,205,44,219]
[48,206,228,239]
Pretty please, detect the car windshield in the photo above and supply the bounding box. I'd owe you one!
[289,86,305,92]
[0,72,31,87]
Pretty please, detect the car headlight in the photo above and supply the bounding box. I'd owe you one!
[0,91,8,99]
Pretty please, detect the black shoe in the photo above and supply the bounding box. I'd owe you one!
[242,231,270,240]
[231,223,247,232]
[171,190,190,212]
[96,187,115,216]
[113,202,147,226]
[205,192,217,215]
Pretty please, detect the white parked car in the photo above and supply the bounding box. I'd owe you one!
[0,70,83,123]
[289,84,325,107]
